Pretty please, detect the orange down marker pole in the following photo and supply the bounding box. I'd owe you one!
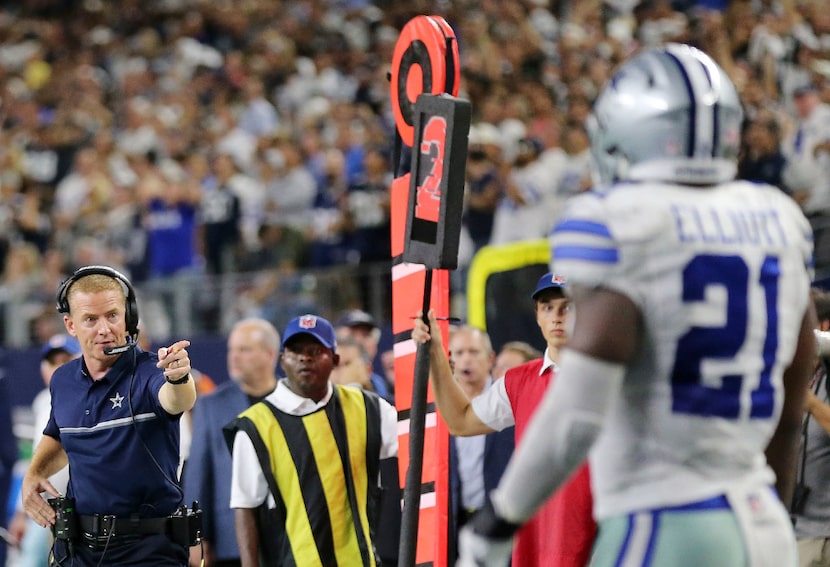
[389,15,469,567]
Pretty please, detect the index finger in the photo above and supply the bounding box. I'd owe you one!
[165,339,191,355]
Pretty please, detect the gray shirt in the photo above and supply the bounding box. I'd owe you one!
[794,366,830,538]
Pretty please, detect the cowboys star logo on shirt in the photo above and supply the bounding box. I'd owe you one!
[299,315,318,329]
[109,392,124,409]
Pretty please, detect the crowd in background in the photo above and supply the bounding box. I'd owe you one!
[0,2,830,565]
[0,0,829,347]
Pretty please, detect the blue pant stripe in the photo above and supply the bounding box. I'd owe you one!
[642,512,660,566]
[614,514,636,567]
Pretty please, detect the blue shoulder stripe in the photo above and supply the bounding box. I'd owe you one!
[554,245,619,263]
[552,218,618,264]
[553,219,612,239]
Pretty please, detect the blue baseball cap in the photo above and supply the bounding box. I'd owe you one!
[531,272,567,300]
[40,334,81,360]
[282,314,337,351]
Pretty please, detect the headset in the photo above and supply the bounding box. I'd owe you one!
[56,265,140,347]
[52,266,200,563]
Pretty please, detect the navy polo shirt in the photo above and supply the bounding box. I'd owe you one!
[44,348,183,517]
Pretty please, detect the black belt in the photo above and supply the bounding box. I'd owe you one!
[79,514,169,541]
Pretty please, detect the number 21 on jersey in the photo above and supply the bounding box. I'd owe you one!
[671,254,779,419]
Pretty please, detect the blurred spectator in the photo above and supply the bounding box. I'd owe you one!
[31,249,67,307]
[343,143,392,310]
[0,0,827,344]
[464,124,505,252]
[783,83,830,210]
[0,242,42,298]
[116,97,161,158]
[335,309,393,402]
[104,183,148,283]
[262,138,317,234]
[28,306,65,347]
[380,347,395,394]
[330,335,374,391]
[783,82,830,270]
[14,183,51,254]
[492,340,543,380]
[490,137,562,245]
[557,121,593,197]
[525,82,562,152]
[211,152,265,256]
[139,154,200,338]
[792,287,830,567]
[445,325,514,563]
[738,111,790,192]
[8,334,80,567]
[238,76,280,138]
[52,146,113,247]
[344,144,392,259]
[0,241,45,345]
[563,93,592,128]
[635,0,689,47]
[212,107,259,186]
[200,154,242,276]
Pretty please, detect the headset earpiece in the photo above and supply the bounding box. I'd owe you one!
[56,265,140,338]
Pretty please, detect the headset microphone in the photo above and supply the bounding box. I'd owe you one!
[103,337,136,356]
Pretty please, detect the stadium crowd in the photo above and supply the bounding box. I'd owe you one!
[0,0,828,345]
[2,1,830,566]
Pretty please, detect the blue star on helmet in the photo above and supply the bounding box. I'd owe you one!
[609,70,627,90]
[110,392,124,409]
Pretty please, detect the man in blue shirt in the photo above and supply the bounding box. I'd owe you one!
[20,266,197,566]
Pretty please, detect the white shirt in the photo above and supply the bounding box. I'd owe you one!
[225,172,266,250]
[265,166,317,230]
[490,155,564,246]
[782,103,830,214]
[53,172,90,215]
[230,380,398,509]
[471,350,557,432]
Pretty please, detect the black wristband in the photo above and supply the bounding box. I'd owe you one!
[166,373,191,385]
[470,498,521,539]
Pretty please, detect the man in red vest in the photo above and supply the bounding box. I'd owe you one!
[412,273,596,566]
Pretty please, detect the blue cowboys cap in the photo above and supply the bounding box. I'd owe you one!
[531,272,567,300]
[281,314,337,351]
[40,334,82,361]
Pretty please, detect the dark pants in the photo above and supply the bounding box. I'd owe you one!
[50,534,188,566]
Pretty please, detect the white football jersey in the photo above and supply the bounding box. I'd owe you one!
[550,179,813,519]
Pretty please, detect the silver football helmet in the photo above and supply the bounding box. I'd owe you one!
[587,43,743,186]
